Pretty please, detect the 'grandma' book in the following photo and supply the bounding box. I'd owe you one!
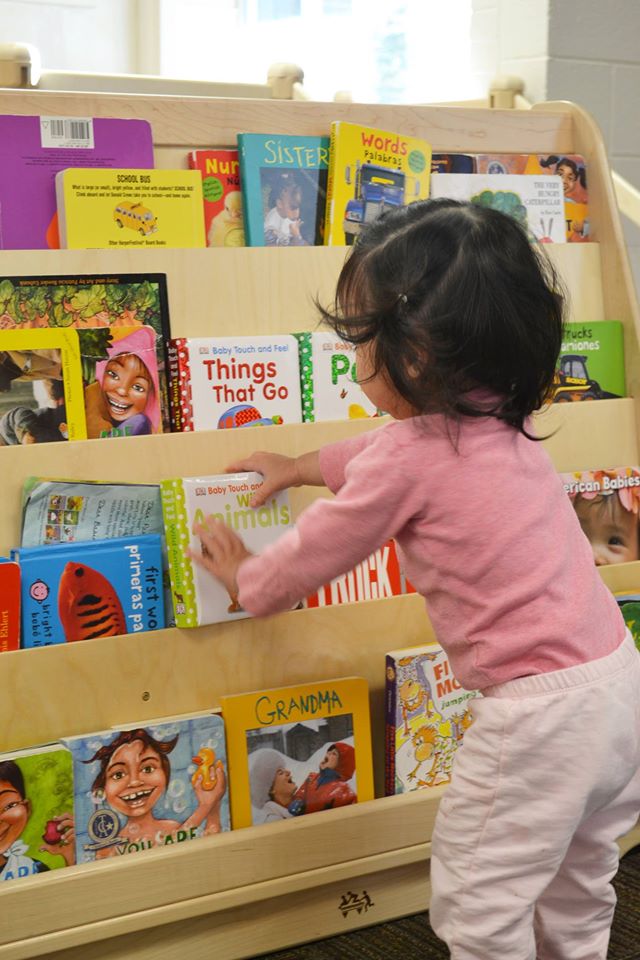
[295,331,379,422]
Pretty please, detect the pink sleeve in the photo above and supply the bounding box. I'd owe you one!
[319,425,386,493]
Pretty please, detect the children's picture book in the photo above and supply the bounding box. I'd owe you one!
[63,712,230,864]
[188,149,245,247]
[614,592,640,651]
[0,273,172,432]
[385,642,477,796]
[429,173,566,243]
[0,114,154,250]
[295,331,380,422]
[560,465,640,566]
[13,533,164,647]
[0,328,87,444]
[161,472,294,626]
[431,153,477,174]
[324,122,432,246]
[238,133,329,246]
[0,743,74,881]
[305,539,415,607]
[551,321,625,402]
[55,169,205,249]
[0,559,20,652]
[167,335,302,432]
[221,677,373,828]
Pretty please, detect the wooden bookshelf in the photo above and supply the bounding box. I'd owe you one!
[0,89,639,960]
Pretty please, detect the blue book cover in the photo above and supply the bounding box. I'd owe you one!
[62,712,230,863]
[13,534,164,647]
[238,133,329,246]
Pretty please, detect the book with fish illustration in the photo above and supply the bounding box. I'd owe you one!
[221,676,374,829]
[305,539,415,607]
[385,642,477,796]
[295,331,380,422]
[160,472,294,626]
[62,711,229,864]
[12,533,164,647]
[0,743,74,882]
[0,559,20,652]
[188,148,245,247]
[167,335,302,432]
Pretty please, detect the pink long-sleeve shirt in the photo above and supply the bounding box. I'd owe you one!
[236,415,624,691]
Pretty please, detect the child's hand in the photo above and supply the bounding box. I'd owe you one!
[190,519,254,597]
[226,452,300,507]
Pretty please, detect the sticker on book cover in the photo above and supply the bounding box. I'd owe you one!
[40,116,95,150]
[84,807,123,851]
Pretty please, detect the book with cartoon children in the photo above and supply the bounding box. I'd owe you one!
[62,710,229,864]
[0,559,20,652]
[324,122,432,246]
[305,539,415,608]
[188,149,245,247]
[0,743,75,882]
[560,465,640,566]
[237,133,329,246]
[160,472,294,627]
[385,642,477,796]
[551,320,625,403]
[295,331,380,422]
[221,677,374,829]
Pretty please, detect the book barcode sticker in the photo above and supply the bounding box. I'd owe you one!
[40,116,95,149]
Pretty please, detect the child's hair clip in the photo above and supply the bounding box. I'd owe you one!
[397,293,408,304]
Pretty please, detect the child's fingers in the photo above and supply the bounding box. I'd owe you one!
[225,454,264,474]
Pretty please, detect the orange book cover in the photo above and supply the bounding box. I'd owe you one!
[188,149,245,247]
[0,559,20,651]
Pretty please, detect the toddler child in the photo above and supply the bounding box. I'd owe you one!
[263,174,306,246]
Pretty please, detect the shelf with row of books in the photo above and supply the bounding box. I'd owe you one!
[1,89,640,960]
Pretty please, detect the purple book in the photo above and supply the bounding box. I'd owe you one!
[0,115,154,250]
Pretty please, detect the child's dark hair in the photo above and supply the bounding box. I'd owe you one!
[269,174,301,210]
[318,198,565,437]
[0,760,26,798]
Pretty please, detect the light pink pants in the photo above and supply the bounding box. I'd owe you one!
[430,632,640,960]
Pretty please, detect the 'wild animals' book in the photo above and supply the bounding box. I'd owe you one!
[167,335,302,432]
[0,743,74,882]
[560,465,640,566]
[13,534,164,647]
[237,133,329,246]
[221,676,374,829]
[188,149,245,247]
[429,173,566,243]
[551,321,625,403]
[0,328,87,444]
[0,114,154,250]
[55,169,206,249]
[0,559,20,652]
[385,643,477,796]
[295,331,379,422]
[161,473,294,626]
[63,712,230,864]
[324,122,432,246]
[305,539,415,607]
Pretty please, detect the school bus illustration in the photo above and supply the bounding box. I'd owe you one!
[113,202,157,235]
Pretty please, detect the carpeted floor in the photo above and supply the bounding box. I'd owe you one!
[258,846,640,960]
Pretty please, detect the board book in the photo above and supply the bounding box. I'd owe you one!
[188,149,245,247]
[160,473,294,626]
[237,133,329,246]
[385,642,477,796]
[552,320,625,402]
[13,533,164,647]
[220,676,374,828]
[560,465,640,566]
[0,558,20,652]
[0,114,154,250]
[167,335,302,432]
[62,711,230,865]
[295,331,379,422]
[306,539,415,607]
[324,122,432,246]
[0,743,74,881]
[55,169,205,249]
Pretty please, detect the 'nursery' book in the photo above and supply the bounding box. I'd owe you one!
[13,534,164,647]
[0,114,154,250]
[160,473,294,626]
[306,539,415,607]
[238,133,329,246]
[324,122,432,246]
[221,676,374,828]
[0,559,20,652]
[55,169,206,249]
[295,331,379,422]
[188,148,245,247]
[560,465,640,566]
[385,642,477,796]
[167,335,302,432]
[0,743,74,882]
[551,320,625,402]
[62,711,230,864]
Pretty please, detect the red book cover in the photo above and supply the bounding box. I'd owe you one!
[305,539,415,607]
[188,149,245,247]
[0,560,20,651]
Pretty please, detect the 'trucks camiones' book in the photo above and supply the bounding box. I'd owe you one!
[551,320,625,402]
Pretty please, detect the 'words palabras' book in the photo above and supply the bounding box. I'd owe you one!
[295,331,379,422]
[552,320,625,402]
[160,473,294,627]
[188,149,245,247]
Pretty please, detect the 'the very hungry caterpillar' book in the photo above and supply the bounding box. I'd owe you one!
[167,335,302,432]
[385,643,477,796]
[0,559,20,652]
[295,331,379,422]
[221,677,374,828]
[551,320,625,402]
[161,473,294,626]
[62,712,230,864]
[188,149,245,247]
[13,534,164,647]
[560,465,640,566]
[324,122,432,246]
[0,743,74,882]
[306,539,415,608]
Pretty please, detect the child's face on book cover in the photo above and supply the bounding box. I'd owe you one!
[104,741,166,817]
[574,495,640,566]
[102,356,150,422]
[0,782,29,854]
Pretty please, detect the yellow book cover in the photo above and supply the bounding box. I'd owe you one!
[55,169,206,249]
[0,328,87,444]
[324,121,432,246]
[221,676,374,828]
